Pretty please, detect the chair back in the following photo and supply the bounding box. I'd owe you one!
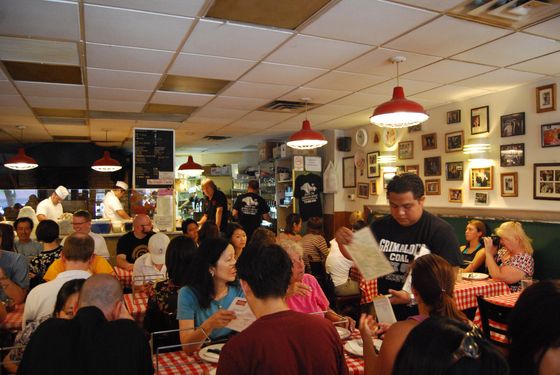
[476,295,512,347]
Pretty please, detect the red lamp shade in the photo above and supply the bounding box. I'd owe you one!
[4,148,38,170]
[91,151,122,172]
[178,155,204,176]
[287,120,328,150]
[370,86,429,128]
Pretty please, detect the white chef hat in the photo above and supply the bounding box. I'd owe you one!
[55,186,69,200]
[116,181,128,190]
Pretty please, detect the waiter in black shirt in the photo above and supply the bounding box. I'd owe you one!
[198,179,229,233]
[232,180,271,240]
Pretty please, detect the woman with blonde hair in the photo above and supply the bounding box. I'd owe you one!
[483,221,534,292]
[460,220,487,273]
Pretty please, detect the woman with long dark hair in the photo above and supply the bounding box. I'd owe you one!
[276,213,302,243]
[461,219,487,273]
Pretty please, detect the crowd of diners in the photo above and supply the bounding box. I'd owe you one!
[0,173,557,374]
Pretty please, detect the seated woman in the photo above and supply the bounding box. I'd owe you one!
[359,254,468,375]
[483,221,534,292]
[198,221,220,244]
[177,237,243,354]
[460,220,487,273]
[225,223,247,259]
[300,216,329,274]
[276,213,302,243]
[248,227,276,248]
[29,220,62,289]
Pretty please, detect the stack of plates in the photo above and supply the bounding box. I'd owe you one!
[344,338,382,356]
[198,343,225,364]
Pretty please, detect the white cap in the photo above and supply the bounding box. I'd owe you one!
[116,181,128,190]
[148,233,170,265]
[55,186,69,200]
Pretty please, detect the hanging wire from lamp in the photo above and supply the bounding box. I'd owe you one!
[4,125,38,170]
[286,98,328,150]
[178,155,204,177]
[91,129,122,172]
[370,56,429,128]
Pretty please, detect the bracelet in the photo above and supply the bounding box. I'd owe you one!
[199,326,209,339]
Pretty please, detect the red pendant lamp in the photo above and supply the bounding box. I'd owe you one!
[4,126,38,171]
[370,56,429,128]
[91,129,122,172]
[287,99,328,150]
[178,155,204,176]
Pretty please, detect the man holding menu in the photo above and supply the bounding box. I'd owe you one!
[336,173,462,320]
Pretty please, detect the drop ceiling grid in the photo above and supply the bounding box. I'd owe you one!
[84,0,208,19]
[86,68,162,90]
[169,53,257,81]
[509,52,560,76]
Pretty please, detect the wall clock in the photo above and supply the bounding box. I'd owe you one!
[355,128,368,147]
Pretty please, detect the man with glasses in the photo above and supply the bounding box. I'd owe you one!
[116,214,154,271]
[60,210,109,259]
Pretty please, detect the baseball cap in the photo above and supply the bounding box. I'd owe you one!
[116,181,128,190]
[55,186,69,200]
[148,233,170,265]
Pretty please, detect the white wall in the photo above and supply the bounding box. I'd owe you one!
[336,77,560,213]
[175,151,258,173]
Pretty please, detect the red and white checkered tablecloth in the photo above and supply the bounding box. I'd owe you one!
[454,279,511,311]
[0,304,23,331]
[123,292,148,325]
[472,291,520,343]
[359,279,378,305]
[115,266,133,289]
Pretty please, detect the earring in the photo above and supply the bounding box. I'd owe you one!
[210,270,215,277]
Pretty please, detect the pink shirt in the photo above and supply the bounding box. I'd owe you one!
[286,274,329,314]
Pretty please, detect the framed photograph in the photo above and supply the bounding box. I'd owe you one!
[501,172,518,197]
[541,122,560,148]
[343,156,356,188]
[383,172,394,190]
[398,141,414,160]
[500,143,525,167]
[357,183,369,199]
[406,165,420,175]
[445,161,464,181]
[367,151,380,178]
[501,112,525,137]
[421,133,437,150]
[474,192,489,205]
[425,179,441,195]
[370,180,377,195]
[408,124,422,133]
[470,166,493,190]
[533,163,560,200]
[396,165,406,175]
[471,106,489,135]
[449,188,463,203]
[447,110,461,124]
[445,131,464,152]
[536,84,556,113]
[424,156,441,177]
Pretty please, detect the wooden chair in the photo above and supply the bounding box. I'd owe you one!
[476,295,512,348]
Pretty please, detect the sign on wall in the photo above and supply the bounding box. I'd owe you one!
[133,128,175,189]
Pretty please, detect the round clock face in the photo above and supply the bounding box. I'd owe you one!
[355,128,368,147]
[383,128,397,148]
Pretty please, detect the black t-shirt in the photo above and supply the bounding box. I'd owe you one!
[294,173,323,221]
[233,192,270,239]
[371,210,462,295]
[203,189,229,232]
[116,231,154,263]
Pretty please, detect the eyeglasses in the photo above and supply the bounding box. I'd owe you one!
[452,326,482,362]
[72,221,89,226]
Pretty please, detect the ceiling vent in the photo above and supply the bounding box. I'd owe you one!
[259,100,320,113]
[203,135,231,141]
[449,0,560,29]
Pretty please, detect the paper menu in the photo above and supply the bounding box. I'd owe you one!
[343,227,394,281]
[225,297,257,332]
[402,245,431,295]
[372,295,397,324]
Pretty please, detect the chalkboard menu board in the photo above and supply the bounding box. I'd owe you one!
[133,128,175,188]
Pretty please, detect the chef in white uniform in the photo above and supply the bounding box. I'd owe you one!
[102,181,131,222]
[36,186,69,221]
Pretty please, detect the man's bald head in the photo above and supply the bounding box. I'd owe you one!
[78,274,122,316]
[132,214,152,237]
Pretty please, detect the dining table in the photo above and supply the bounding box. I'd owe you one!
[123,292,148,324]
[472,291,520,344]
[114,266,133,289]
[0,304,24,332]
[359,279,378,305]
[453,278,511,311]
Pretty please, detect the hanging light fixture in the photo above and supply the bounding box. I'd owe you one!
[4,126,38,171]
[287,98,328,150]
[370,56,429,128]
[178,155,204,177]
[91,129,122,172]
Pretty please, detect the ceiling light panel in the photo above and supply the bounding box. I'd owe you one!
[302,0,437,46]
[402,60,496,84]
[84,4,194,51]
[87,68,161,90]
[151,91,215,106]
[182,19,293,60]
[85,0,207,17]
[159,75,230,94]
[145,103,197,115]
[0,37,79,66]
[305,71,387,91]
[169,53,256,81]
[221,81,296,99]
[456,68,546,92]
[86,43,174,73]
[509,51,560,76]
[3,61,82,84]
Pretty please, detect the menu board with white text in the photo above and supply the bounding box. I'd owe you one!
[133,128,175,189]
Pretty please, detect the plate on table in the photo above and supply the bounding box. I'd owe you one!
[344,338,382,356]
[336,326,351,340]
[462,272,489,280]
[199,343,225,364]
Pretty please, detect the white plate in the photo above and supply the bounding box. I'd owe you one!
[199,343,225,364]
[344,338,382,356]
[336,326,351,340]
[462,272,489,280]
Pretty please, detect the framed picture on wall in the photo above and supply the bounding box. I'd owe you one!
[357,183,369,199]
[343,157,356,188]
[501,172,518,197]
[500,143,525,167]
[398,141,414,160]
[447,110,461,124]
[421,133,437,150]
[370,180,377,195]
[470,166,493,190]
[424,156,441,176]
[474,192,489,205]
[533,163,560,200]
[445,131,464,152]
[541,123,560,148]
[501,112,525,137]
[425,179,441,195]
[471,106,489,135]
[536,84,556,113]
[406,165,420,175]
[367,151,380,178]
[449,188,463,203]
[445,161,463,181]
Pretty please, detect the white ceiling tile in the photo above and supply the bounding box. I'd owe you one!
[391,0,465,12]
[151,91,214,106]
[183,19,293,60]
[209,126,258,135]
[241,62,327,86]
[87,68,161,90]
[85,0,207,17]
[320,109,372,129]
[89,100,145,112]
[240,111,295,122]
[457,69,546,92]
[0,81,18,96]
[221,82,295,99]
[0,95,27,107]
[191,107,249,120]
[278,87,351,104]
[0,113,38,125]
[88,86,152,102]
[170,53,255,81]
[45,125,90,137]
[89,119,135,130]
[385,16,511,57]
[182,115,233,126]
[339,47,441,76]
[265,35,372,69]
[412,85,492,102]
[402,60,496,84]
[302,0,437,46]
[0,0,79,41]
[453,33,560,67]
[16,82,85,98]
[26,96,86,109]
[204,96,269,111]
[132,121,181,129]
[361,78,440,96]
[179,122,226,132]
[85,4,194,51]
[330,92,390,108]
[87,43,174,73]
[508,51,560,76]
[0,37,79,66]
[0,70,6,80]
[523,16,560,40]
[310,104,362,117]
[269,122,307,132]
[306,71,387,91]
